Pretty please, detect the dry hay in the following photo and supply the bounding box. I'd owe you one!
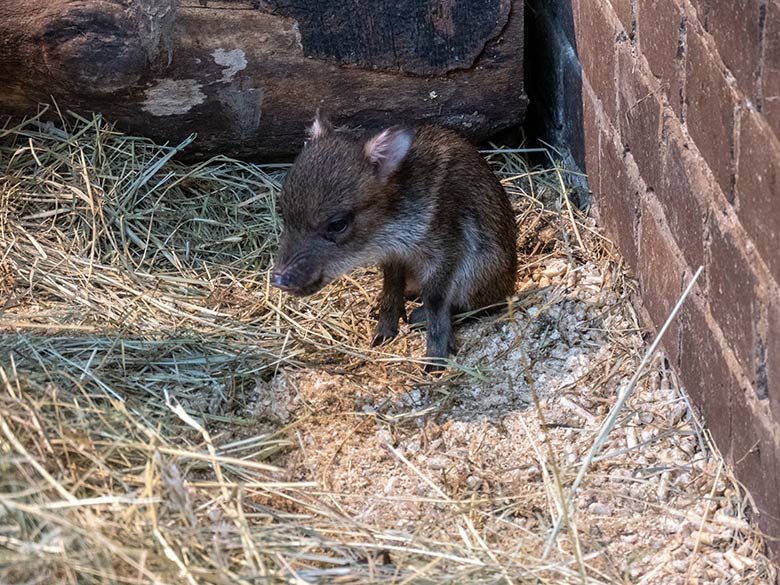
[0,108,775,584]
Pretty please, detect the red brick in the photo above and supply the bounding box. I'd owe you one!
[736,110,780,283]
[707,219,759,377]
[689,0,710,29]
[707,0,762,99]
[582,84,601,194]
[763,0,780,136]
[680,299,780,560]
[685,26,738,198]
[617,46,664,189]
[576,0,621,121]
[608,0,634,34]
[658,119,706,269]
[637,0,686,118]
[637,200,685,365]
[678,298,734,450]
[730,389,780,558]
[598,130,641,269]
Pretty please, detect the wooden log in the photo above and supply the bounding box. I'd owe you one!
[0,0,527,160]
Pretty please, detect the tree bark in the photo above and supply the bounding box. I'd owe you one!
[0,0,527,160]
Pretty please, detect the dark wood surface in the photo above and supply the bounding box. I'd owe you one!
[0,0,526,160]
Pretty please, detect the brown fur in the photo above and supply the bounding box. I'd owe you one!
[272,115,518,370]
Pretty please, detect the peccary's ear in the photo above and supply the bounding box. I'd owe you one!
[364,127,415,179]
[306,109,333,142]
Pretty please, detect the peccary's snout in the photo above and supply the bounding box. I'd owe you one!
[270,243,327,297]
[270,268,298,292]
[270,262,321,296]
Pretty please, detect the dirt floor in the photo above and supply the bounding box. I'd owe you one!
[0,113,776,583]
[245,259,769,583]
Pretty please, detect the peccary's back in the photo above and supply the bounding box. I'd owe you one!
[397,126,518,309]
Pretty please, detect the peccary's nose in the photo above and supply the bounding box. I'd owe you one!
[271,269,295,291]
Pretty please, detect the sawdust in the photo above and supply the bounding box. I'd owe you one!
[245,255,770,583]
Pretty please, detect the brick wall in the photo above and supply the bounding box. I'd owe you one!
[527,0,780,562]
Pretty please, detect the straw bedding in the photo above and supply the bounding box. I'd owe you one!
[0,109,774,584]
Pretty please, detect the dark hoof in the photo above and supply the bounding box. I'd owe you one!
[372,332,396,347]
[372,319,399,346]
[423,360,447,374]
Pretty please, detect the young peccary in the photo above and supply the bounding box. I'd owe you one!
[271,114,518,370]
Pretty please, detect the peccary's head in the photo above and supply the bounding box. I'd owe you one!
[271,114,415,296]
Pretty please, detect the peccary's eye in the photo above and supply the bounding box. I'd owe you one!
[326,216,350,235]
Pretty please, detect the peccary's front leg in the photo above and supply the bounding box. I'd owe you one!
[372,261,407,346]
[421,290,456,373]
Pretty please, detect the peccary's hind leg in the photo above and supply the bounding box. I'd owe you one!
[421,290,456,373]
[372,261,407,346]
